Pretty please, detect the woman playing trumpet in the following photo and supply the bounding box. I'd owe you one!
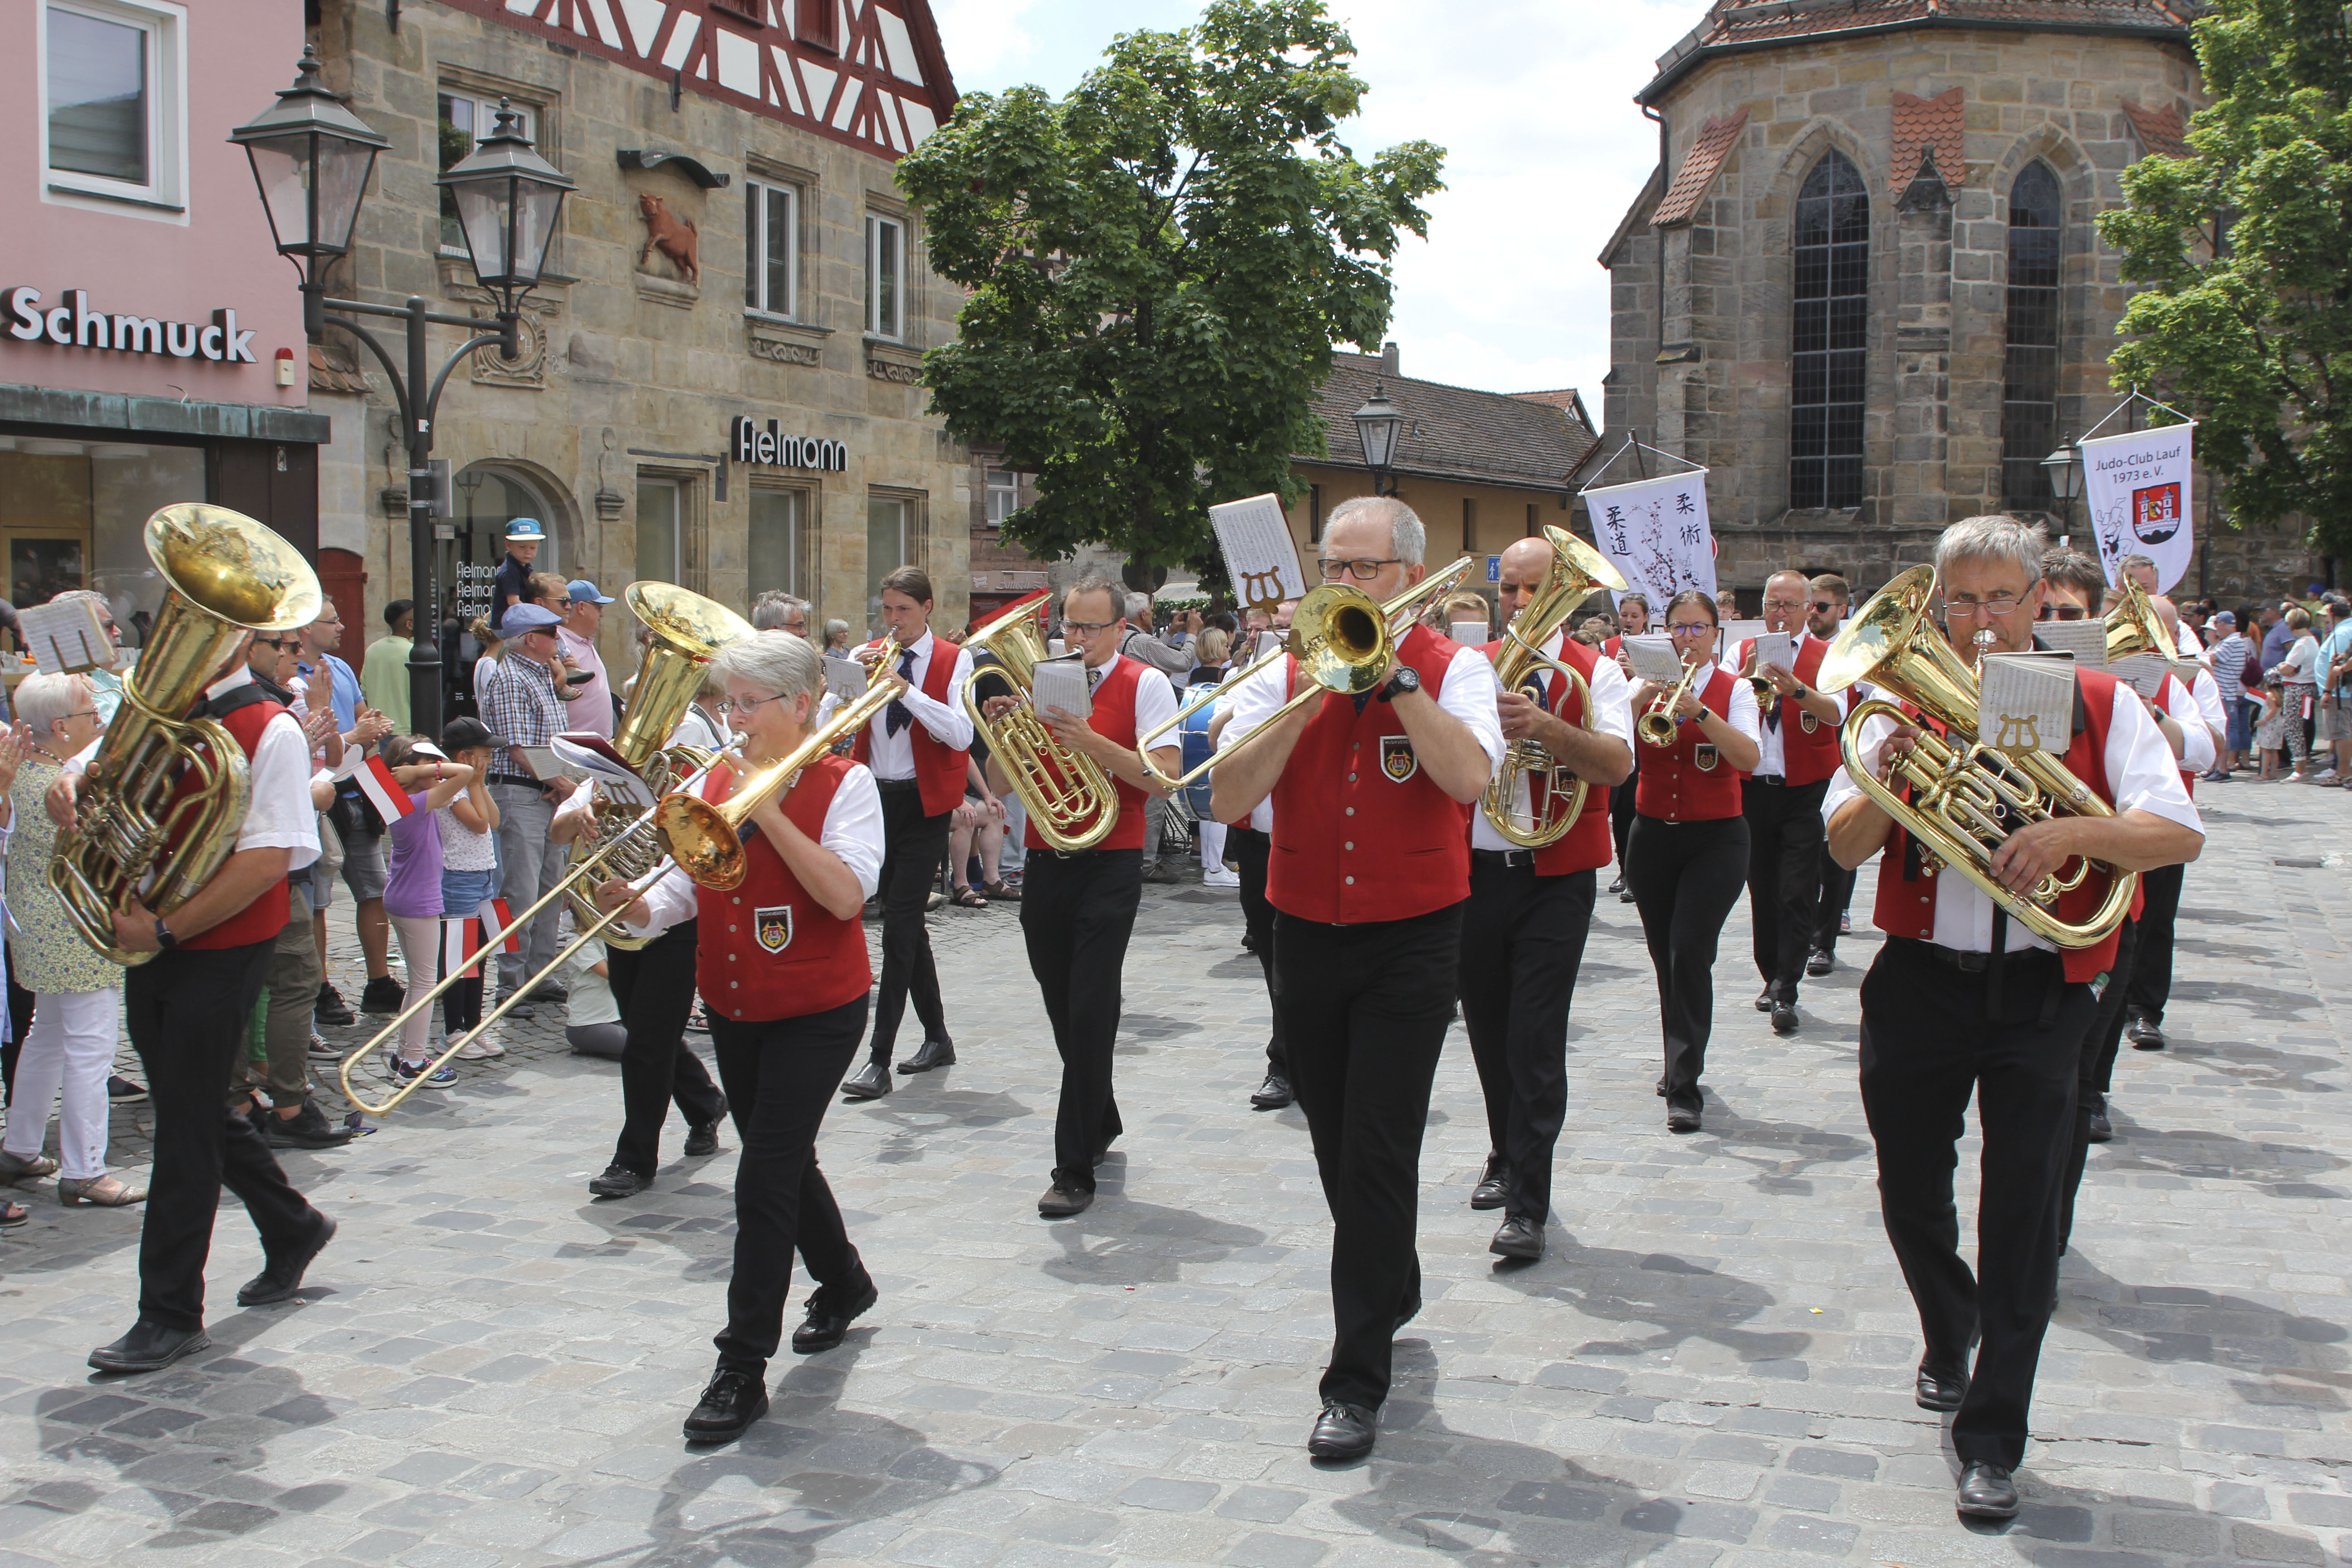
[1626,589,1760,1134]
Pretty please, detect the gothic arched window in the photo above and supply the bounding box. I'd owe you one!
[2002,161,2063,510]
[1790,151,1868,510]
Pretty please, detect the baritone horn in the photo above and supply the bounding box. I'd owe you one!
[2103,572,2172,665]
[960,590,1119,851]
[1480,526,1625,848]
[1816,565,2136,947]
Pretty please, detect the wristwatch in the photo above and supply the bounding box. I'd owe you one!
[1377,666,1421,703]
[153,916,178,951]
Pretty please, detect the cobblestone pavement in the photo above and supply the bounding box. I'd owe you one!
[3,788,2349,1568]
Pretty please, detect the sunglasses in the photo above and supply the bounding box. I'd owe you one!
[1811,600,1842,613]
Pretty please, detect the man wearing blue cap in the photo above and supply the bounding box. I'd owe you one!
[480,603,580,1010]
[491,520,545,635]
[560,579,617,739]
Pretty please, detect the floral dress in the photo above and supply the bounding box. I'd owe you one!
[8,755,121,994]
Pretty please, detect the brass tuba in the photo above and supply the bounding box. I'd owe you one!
[564,583,755,948]
[1816,565,2137,947]
[1480,526,1626,848]
[960,591,1120,852]
[50,505,321,965]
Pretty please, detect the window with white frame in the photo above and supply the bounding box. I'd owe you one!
[865,214,904,339]
[745,178,799,318]
[439,92,537,255]
[43,0,184,209]
[985,467,1019,526]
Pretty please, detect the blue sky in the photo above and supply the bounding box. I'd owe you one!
[929,0,1718,409]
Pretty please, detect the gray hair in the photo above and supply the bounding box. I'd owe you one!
[1325,495,1426,564]
[711,630,823,702]
[1073,578,1126,621]
[2117,553,2156,574]
[750,592,810,632]
[1124,591,1153,624]
[823,618,851,646]
[1934,515,2048,588]
[14,671,91,736]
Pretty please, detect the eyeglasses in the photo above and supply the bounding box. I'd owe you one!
[1761,598,1805,612]
[1944,593,2025,620]
[1063,619,1117,636]
[2037,605,2091,622]
[715,693,789,717]
[1666,622,1715,637]
[264,638,303,652]
[1811,600,1842,614]
[1317,557,1401,582]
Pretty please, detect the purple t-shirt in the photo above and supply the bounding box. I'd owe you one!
[383,794,445,917]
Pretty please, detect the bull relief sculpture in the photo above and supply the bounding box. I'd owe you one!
[637,194,699,286]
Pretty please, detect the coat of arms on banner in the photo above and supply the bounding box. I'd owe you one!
[1379,735,1418,783]
[2132,482,2183,544]
[755,906,793,953]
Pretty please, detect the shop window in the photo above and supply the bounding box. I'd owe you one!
[985,467,1019,527]
[0,440,202,640]
[2002,161,2063,512]
[749,488,803,600]
[1790,150,1868,510]
[440,92,537,257]
[43,0,184,210]
[636,476,682,585]
[745,178,799,318]
[865,214,904,340]
[865,495,906,630]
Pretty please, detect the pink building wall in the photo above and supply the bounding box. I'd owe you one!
[0,1,312,408]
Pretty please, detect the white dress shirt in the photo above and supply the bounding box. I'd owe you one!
[1216,640,1507,783]
[1823,681,2200,954]
[621,760,886,938]
[2156,671,2219,775]
[1471,633,1634,853]
[1203,680,1275,832]
[1089,652,1182,748]
[859,631,975,779]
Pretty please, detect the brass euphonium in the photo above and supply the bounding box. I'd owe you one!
[2103,573,2172,665]
[1636,657,1706,747]
[50,505,322,965]
[564,583,755,948]
[1480,526,1627,848]
[960,591,1120,852]
[1816,565,2137,947]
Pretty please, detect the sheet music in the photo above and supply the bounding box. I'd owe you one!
[1255,630,1283,660]
[2035,618,2109,670]
[15,598,116,675]
[1624,634,1686,684]
[1450,621,1490,647]
[1030,652,1092,721]
[1209,493,1307,610]
[518,745,582,782]
[823,658,867,700]
[2108,653,2172,700]
[1749,630,1797,676]
[1978,652,2075,753]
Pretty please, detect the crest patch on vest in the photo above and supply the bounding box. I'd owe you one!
[1379,735,1418,783]
[1799,710,1818,734]
[755,905,793,954]
[1694,743,1719,771]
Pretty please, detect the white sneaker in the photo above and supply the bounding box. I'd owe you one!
[2315,768,2339,781]
[455,1037,506,1060]
[1203,871,1242,887]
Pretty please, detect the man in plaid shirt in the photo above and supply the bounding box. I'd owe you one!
[480,604,578,1011]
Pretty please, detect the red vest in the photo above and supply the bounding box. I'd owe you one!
[1870,668,2139,982]
[1024,654,1152,853]
[1479,634,1612,875]
[851,634,969,816]
[694,754,872,1020]
[1269,625,1475,925]
[1737,633,1841,786]
[177,695,294,950]
[1635,666,1746,822]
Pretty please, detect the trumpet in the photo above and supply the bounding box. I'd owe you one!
[1636,657,1706,747]
[960,591,1119,851]
[1480,526,1625,848]
[1136,555,1478,792]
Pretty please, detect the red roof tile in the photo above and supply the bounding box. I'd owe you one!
[2121,99,2191,159]
[1651,109,1749,228]
[1891,86,1965,190]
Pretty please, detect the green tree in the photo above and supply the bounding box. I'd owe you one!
[895,0,1444,570]
[2100,0,2352,547]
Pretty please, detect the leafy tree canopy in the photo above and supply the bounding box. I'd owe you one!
[2100,0,2352,548]
[895,0,1445,570]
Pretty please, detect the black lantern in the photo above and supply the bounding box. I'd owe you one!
[1352,381,1403,494]
[2040,439,2083,503]
[228,48,388,270]
[438,99,575,314]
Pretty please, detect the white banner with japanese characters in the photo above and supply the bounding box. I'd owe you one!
[2080,422,2195,594]
[1580,468,1717,613]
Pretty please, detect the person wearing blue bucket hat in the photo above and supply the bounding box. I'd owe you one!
[491,518,546,635]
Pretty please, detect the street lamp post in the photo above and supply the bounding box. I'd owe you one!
[1352,382,1404,498]
[2041,436,2084,545]
[231,49,573,739]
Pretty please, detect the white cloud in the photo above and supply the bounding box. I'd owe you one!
[927,0,1049,87]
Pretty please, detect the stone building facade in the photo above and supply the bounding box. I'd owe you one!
[308,0,971,681]
[1602,0,2319,603]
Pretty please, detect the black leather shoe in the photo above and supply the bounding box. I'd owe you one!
[1307,1400,1377,1461]
[589,1164,652,1199]
[359,975,405,1015]
[1249,1072,1293,1110]
[1770,1001,1799,1035]
[237,1214,337,1306]
[840,1059,893,1099]
[1666,1104,1702,1134]
[1038,1181,1093,1218]
[1470,1156,1508,1211]
[684,1102,725,1158]
[1754,985,1776,1013]
[2087,1107,2113,1143]
[900,1036,956,1073]
[1956,1460,2019,1519]
[1618,886,1636,904]
[683,1367,768,1443]
[1606,876,1623,895]
[89,1320,211,1374]
[1805,947,1834,977]
[1490,1214,1544,1260]
[2127,1012,2166,1050]
[525,982,568,1005]
[261,1100,355,1149]
[493,993,537,1023]
[314,982,356,1026]
[1916,1359,1968,1412]
[792,1277,878,1353]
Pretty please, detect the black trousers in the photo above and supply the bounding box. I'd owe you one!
[608,919,726,1178]
[1276,902,1461,1411]
[2059,917,2141,1254]
[1859,937,2092,1470]
[1814,843,1858,955]
[708,995,869,1376]
[1020,848,1142,1191]
[126,938,320,1333]
[1609,757,1637,877]
[1743,775,1828,1000]
[1626,814,1749,1111]
[867,783,950,1064]
[1229,826,1284,1073]
[2124,861,2183,1025]
[1457,858,1595,1224]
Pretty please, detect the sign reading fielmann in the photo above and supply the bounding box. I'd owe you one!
[730,416,848,472]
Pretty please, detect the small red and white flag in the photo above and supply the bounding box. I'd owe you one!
[479,899,520,953]
[354,755,417,823]
[441,916,485,980]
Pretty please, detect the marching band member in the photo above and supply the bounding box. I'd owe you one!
[1826,517,2200,1521]
[50,632,338,1373]
[2122,593,2225,1051]
[1730,570,1849,1034]
[841,567,973,1099]
[979,576,1181,1219]
[596,631,885,1445]
[1212,496,1504,1463]
[1806,575,1860,977]
[1627,589,1759,1134]
[1460,536,1633,1261]
[1218,598,1293,1112]
[1604,593,1650,904]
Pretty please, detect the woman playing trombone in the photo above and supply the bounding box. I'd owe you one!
[1626,589,1760,1134]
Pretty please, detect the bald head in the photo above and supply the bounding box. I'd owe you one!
[1496,537,1558,622]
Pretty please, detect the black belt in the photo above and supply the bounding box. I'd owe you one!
[875,777,923,794]
[1891,936,1991,972]
[1751,774,1786,786]
[487,773,546,791]
[1472,848,1537,868]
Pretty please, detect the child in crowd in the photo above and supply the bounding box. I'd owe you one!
[378,735,479,1085]
[2252,675,2287,780]
[434,718,503,1060]
[564,937,624,1060]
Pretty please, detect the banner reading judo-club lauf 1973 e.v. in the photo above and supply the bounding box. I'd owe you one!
[2081,421,2195,593]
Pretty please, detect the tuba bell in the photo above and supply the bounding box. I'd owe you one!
[2102,573,2172,666]
[1480,526,1626,848]
[1816,565,2137,947]
[49,505,323,964]
[960,591,1121,852]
